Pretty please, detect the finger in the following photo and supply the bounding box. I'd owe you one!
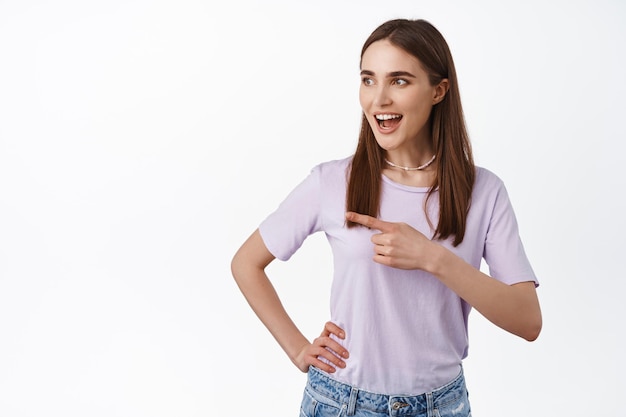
[315,346,347,368]
[345,212,393,232]
[313,335,349,359]
[373,253,395,267]
[370,232,390,246]
[305,344,346,371]
[326,339,350,359]
[373,244,390,257]
[307,356,339,373]
[322,321,346,339]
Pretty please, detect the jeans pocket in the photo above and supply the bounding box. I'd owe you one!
[300,385,345,417]
[434,390,471,417]
[300,388,316,417]
[314,402,345,417]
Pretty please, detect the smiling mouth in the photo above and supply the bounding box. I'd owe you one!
[375,114,402,129]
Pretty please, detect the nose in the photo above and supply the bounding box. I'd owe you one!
[373,85,392,107]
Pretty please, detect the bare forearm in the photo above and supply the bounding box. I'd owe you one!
[429,244,542,341]
[232,264,309,364]
[231,230,349,373]
[344,212,542,341]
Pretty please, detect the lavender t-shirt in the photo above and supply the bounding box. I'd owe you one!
[259,156,537,395]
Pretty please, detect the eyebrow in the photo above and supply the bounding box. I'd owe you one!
[360,70,417,78]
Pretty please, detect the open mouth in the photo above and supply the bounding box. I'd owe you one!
[375,114,402,129]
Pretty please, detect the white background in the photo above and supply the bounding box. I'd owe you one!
[1,0,624,416]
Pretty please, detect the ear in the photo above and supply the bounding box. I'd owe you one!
[432,79,449,104]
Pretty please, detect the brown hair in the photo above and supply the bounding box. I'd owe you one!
[346,19,475,247]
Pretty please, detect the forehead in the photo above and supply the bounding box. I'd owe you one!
[360,40,424,73]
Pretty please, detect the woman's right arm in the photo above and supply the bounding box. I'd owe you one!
[230,229,349,373]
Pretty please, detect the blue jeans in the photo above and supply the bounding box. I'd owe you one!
[300,366,471,417]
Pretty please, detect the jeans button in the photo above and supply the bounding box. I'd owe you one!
[392,402,408,410]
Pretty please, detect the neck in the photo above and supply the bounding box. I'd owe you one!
[384,148,436,171]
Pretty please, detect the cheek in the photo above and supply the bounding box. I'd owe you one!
[406,97,433,119]
[362,113,377,131]
[359,87,371,109]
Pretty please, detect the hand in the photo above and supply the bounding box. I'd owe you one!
[346,211,436,271]
[293,321,349,373]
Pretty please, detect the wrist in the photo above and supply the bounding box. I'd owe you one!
[425,241,450,276]
[287,339,310,364]
[290,341,312,373]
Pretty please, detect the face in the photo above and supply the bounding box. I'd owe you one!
[359,40,447,154]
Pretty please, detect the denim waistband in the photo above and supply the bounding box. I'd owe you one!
[305,366,467,416]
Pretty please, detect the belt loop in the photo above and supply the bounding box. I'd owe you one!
[425,392,434,417]
[347,386,358,416]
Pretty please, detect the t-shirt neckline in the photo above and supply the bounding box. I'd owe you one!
[381,174,435,193]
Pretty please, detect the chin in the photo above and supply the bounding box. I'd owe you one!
[373,137,401,151]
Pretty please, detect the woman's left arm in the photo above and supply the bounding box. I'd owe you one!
[346,212,542,341]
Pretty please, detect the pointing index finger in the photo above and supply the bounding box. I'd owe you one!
[345,212,392,232]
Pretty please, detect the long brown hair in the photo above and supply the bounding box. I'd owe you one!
[346,19,475,247]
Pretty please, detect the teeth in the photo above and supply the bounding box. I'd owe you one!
[375,114,401,121]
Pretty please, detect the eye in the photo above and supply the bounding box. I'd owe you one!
[361,77,374,86]
[392,78,408,86]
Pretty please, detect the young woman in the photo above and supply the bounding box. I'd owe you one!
[231,18,541,417]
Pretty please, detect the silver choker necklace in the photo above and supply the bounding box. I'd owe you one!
[384,154,436,171]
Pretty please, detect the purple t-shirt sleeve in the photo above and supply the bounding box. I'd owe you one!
[259,166,323,261]
[483,178,538,286]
